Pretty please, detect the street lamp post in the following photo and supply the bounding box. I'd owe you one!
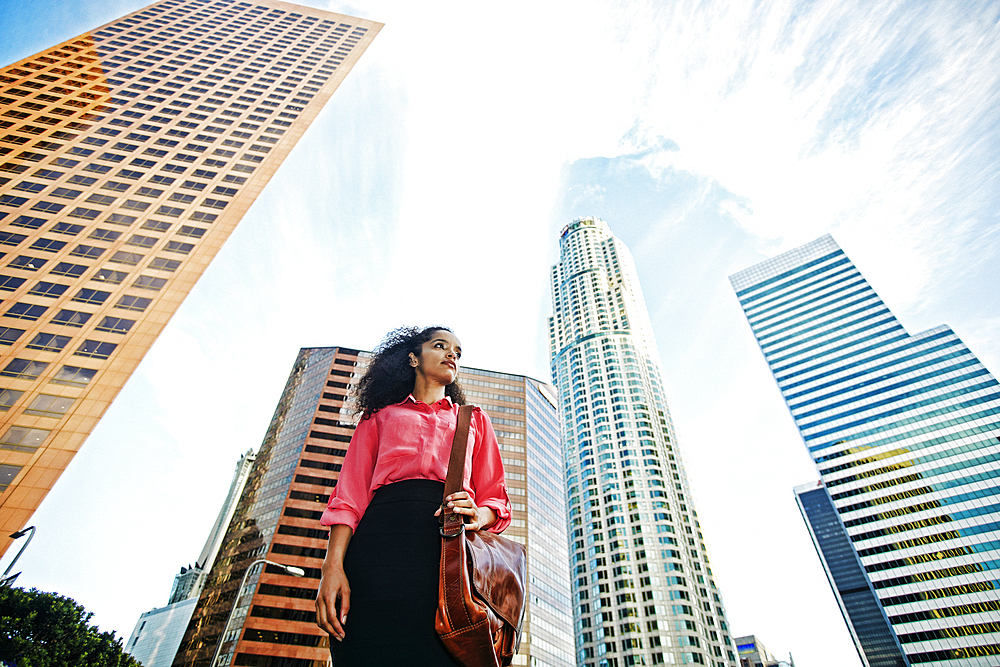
[209,558,305,667]
[1,526,36,586]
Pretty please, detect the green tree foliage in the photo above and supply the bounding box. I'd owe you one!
[0,586,142,666]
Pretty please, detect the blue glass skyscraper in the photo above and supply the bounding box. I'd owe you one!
[731,235,1000,667]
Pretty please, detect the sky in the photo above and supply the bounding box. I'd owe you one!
[2,0,1000,665]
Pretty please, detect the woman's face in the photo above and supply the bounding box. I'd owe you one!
[411,330,462,387]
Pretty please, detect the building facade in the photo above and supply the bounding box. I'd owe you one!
[0,0,381,555]
[124,449,256,667]
[732,634,792,667]
[550,217,738,667]
[126,598,201,667]
[731,235,1000,666]
[173,345,574,667]
[171,449,257,606]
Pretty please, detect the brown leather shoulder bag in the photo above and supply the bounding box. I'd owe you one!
[436,404,527,667]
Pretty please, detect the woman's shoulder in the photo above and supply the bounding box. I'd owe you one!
[464,403,494,427]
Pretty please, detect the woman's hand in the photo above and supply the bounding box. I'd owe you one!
[435,491,497,532]
[316,524,353,641]
[316,564,350,640]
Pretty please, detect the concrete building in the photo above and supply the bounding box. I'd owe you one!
[169,449,256,606]
[124,449,256,666]
[731,235,1000,667]
[733,635,792,667]
[125,598,200,667]
[550,217,738,667]
[0,0,381,555]
[173,345,574,667]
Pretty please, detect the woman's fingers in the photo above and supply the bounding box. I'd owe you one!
[316,569,350,640]
[440,492,484,530]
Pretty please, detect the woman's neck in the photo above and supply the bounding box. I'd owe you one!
[411,376,447,405]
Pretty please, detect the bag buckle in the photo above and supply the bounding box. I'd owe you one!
[440,511,466,537]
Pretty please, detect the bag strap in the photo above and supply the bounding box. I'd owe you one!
[440,405,473,536]
[444,404,473,498]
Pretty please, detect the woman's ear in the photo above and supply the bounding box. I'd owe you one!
[409,353,418,367]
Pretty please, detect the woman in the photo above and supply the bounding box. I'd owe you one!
[315,326,512,666]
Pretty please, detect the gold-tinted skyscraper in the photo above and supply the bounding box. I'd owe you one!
[0,0,381,554]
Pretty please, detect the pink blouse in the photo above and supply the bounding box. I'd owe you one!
[320,396,512,533]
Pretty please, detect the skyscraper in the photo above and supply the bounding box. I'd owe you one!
[731,234,1000,667]
[732,634,792,667]
[793,481,908,667]
[0,0,381,555]
[550,217,738,667]
[124,449,257,667]
[169,449,257,606]
[174,345,574,667]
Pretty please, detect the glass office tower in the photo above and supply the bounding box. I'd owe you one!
[731,235,1000,666]
[550,217,738,667]
[174,345,574,667]
[0,0,381,555]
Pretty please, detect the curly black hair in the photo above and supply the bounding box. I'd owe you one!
[355,325,466,418]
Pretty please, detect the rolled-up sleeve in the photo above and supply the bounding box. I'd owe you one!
[321,415,378,530]
[470,408,512,534]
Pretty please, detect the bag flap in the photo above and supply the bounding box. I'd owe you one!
[465,531,527,630]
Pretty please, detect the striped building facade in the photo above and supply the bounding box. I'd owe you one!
[731,235,1000,666]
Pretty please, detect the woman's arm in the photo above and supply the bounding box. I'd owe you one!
[315,415,379,639]
[468,408,512,533]
[315,524,353,641]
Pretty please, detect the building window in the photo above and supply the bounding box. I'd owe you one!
[0,358,49,380]
[23,394,74,418]
[49,262,86,278]
[8,256,46,271]
[95,317,135,334]
[74,340,118,360]
[26,333,71,352]
[50,222,85,236]
[109,251,144,266]
[0,388,24,411]
[91,267,129,284]
[149,257,180,272]
[71,288,110,305]
[115,295,151,312]
[29,238,67,253]
[4,303,47,321]
[50,365,97,387]
[26,282,68,298]
[132,275,167,290]
[164,241,193,254]
[51,309,92,328]
[0,426,50,452]
[0,327,26,346]
[87,229,122,243]
[69,245,105,259]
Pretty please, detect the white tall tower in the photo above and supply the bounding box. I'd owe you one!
[549,217,737,667]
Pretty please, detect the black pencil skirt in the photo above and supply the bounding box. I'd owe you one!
[331,479,463,667]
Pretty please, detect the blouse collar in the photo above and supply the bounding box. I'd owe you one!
[403,394,454,409]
